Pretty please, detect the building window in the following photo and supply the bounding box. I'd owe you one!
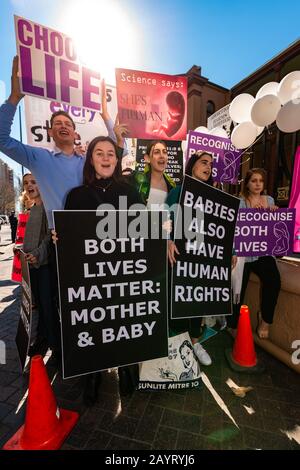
[206,101,215,119]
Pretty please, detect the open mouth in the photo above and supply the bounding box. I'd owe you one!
[59,130,69,136]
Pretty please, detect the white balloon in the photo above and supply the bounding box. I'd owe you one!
[276,100,300,133]
[181,139,187,152]
[256,125,265,136]
[194,126,210,134]
[277,71,300,105]
[256,82,279,99]
[210,127,228,138]
[229,93,255,123]
[231,121,257,149]
[251,94,281,127]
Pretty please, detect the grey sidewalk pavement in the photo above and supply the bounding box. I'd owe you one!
[0,223,300,450]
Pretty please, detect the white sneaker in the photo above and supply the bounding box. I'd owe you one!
[193,343,212,366]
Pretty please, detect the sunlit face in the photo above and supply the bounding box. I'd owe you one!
[23,174,40,201]
[48,115,76,146]
[145,143,168,174]
[92,141,118,179]
[180,345,194,369]
[247,173,264,196]
[192,154,213,182]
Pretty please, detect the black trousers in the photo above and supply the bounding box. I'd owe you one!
[30,265,61,351]
[11,226,17,243]
[227,256,281,329]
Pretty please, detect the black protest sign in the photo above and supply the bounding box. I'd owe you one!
[136,139,183,184]
[171,176,240,319]
[54,210,168,379]
[15,251,33,371]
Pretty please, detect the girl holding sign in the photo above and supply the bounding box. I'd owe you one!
[166,151,215,366]
[133,140,176,207]
[57,136,143,406]
[22,173,61,359]
[227,168,281,339]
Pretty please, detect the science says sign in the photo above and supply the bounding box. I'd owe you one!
[24,86,117,149]
[53,211,168,379]
[234,208,296,257]
[14,16,102,111]
[171,177,240,318]
[115,68,187,140]
[186,131,242,184]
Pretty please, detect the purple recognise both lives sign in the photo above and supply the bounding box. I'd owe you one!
[14,15,102,112]
[186,130,242,184]
[234,208,296,257]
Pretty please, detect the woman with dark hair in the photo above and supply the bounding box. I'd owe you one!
[227,168,281,339]
[62,136,143,406]
[65,136,139,209]
[166,151,215,366]
[133,140,176,207]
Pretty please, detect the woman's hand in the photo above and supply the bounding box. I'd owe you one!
[113,114,129,148]
[168,240,179,267]
[25,253,37,264]
[162,219,172,234]
[231,255,237,270]
[51,229,58,244]
[269,204,279,211]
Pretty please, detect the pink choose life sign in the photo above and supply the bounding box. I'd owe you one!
[14,15,102,112]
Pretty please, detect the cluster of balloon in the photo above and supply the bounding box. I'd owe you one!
[229,71,300,149]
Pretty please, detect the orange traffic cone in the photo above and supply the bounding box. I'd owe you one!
[225,305,265,373]
[3,355,79,450]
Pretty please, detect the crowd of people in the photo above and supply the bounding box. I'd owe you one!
[0,56,282,407]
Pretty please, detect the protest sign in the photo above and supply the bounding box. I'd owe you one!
[15,251,33,371]
[11,213,29,283]
[138,332,202,391]
[24,86,117,149]
[134,139,183,184]
[14,15,102,111]
[207,104,232,136]
[234,208,296,257]
[53,210,168,379]
[115,68,187,140]
[171,176,240,318]
[186,130,242,184]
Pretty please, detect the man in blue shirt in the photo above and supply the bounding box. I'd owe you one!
[0,57,118,366]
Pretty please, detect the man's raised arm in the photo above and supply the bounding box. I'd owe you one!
[0,56,35,170]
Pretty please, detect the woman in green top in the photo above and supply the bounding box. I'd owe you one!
[133,140,176,207]
[166,151,217,366]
